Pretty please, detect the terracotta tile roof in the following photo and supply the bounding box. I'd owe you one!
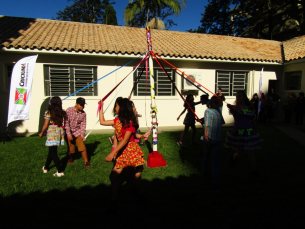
[283,35,305,61]
[0,16,283,63]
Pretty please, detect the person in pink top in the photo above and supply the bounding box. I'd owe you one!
[65,97,90,168]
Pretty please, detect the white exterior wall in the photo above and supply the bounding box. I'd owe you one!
[0,51,282,135]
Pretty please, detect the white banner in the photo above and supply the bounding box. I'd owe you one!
[7,55,38,126]
[258,67,264,115]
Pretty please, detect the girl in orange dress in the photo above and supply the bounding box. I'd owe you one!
[99,98,150,203]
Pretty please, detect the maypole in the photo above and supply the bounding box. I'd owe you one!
[146,27,167,168]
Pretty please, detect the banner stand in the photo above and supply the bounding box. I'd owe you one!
[3,128,13,145]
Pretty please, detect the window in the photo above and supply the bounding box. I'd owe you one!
[44,65,97,96]
[215,71,248,96]
[285,71,301,90]
[133,68,175,96]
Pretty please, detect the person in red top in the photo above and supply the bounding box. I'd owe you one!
[65,97,90,167]
[99,98,149,204]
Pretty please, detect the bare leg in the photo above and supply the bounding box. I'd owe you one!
[134,166,144,195]
[190,125,197,142]
[233,151,240,160]
[231,151,240,167]
[179,125,190,143]
[110,168,124,201]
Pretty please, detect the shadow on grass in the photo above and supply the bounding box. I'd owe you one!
[59,137,108,170]
[1,126,305,228]
[1,172,304,228]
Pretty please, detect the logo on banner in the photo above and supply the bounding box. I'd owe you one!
[14,88,27,105]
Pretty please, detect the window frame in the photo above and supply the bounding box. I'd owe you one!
[133,67,176,97]
[44,65,98,97]
[215,71,249,97]
[285,71,302,91]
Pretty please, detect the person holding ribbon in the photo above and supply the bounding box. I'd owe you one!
[225,90,262,176]
[177,94,202,146]
[39,96,66,177]
[99,98,150,205]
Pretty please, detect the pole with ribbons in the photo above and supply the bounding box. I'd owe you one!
[146,27,166,168]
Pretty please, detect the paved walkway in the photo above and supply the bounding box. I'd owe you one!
[272,121,305,147]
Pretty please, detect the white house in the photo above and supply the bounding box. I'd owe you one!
[1,16,304,135]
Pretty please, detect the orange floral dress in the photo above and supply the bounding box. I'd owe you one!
[113,117,145,169]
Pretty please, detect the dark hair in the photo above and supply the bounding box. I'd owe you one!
[299,92,304,97]
[236,90,253,109]
[210,96,220,109]
[112,97,123,116]
[252,93,258,99]
[48,96,66,125]
[200,94,209,101]
[117,98,138,129]
[218,88,222,91]
[184,94,193,108]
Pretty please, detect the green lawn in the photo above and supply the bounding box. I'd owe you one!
[0,126,304,228]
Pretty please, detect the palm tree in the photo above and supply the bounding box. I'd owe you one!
[124,0,187,29]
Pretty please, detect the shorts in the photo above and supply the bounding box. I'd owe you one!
[67,135,86,153]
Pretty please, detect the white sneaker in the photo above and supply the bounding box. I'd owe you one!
[42,166,48,174]
[53,171,64,177]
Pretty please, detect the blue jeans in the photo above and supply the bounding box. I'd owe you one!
[202,139,220,185]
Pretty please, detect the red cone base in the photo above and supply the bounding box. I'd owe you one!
[147,151,167,168]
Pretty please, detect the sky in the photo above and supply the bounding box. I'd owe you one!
[0,0,208,32]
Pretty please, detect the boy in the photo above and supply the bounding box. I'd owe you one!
[65,97,90,167]
[202,96,222,187]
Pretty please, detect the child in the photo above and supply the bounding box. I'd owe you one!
[177,94,201,146]
[39,96,66,177]
[108,97,123,148]
[130,100,144,145]
[202,96,222,187]
[99,98,150,203]
[65,97,90,168]
[225,90,262,176]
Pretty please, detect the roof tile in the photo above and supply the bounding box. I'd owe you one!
[283,35,305,61]
[0,16,288,63]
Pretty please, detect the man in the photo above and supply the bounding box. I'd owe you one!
[202,96,222,188]
[295,92,305,125]
[216,88,226,113]
[282,93,294,123]
[65,97,90,167]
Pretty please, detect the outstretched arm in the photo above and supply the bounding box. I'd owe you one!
[99,100,115,126]
[177,108,187,121]
[135,128,151,140]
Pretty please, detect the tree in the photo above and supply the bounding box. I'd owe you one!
[231,0,290,40]
[124,0,187,29]
[104,3,118,25]
[234,0,305,40]
[194,0,235,35]
[191,0,305,41]
[55,0,117,25]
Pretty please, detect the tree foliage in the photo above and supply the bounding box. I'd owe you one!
[55,0,118,25]
[195,0,235,35]
[104,4,118,25]
[124,0,187,29]
[191,0,305,41]
[232,0,304,40]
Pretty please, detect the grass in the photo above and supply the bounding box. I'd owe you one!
[0,125,305,228]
